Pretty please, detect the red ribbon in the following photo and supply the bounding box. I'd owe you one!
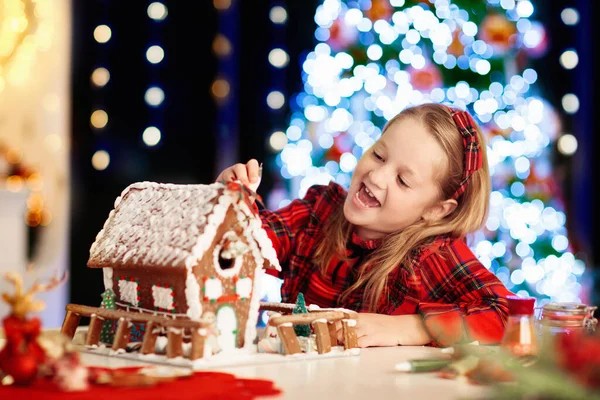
[447,107,483,200]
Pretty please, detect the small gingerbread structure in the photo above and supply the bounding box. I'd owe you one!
[259,302,359,355]
[62,181,280,358]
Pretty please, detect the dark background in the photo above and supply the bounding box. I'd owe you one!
[69,0,599,309]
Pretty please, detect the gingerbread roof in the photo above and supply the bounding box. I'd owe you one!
[87,181,280,271]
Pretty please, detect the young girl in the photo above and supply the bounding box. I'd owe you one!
[216,103,513,348]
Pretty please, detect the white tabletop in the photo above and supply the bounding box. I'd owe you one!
[78,345,489,400]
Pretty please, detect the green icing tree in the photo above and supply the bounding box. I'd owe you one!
[293,293,311,337]
[99,289,116,344]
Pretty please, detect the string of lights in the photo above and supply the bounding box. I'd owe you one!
[143,2,168,149]
[266,2,290,158]
[90,18,112,172]
[555,7,579,157]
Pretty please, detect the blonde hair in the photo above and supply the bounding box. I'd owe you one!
[313,103,491,312]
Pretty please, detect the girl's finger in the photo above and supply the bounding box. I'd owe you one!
[246,159,260,183]
[218,170,234,182]
[232,163,250,184]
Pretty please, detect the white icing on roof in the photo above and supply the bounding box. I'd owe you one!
[88,181,280,271]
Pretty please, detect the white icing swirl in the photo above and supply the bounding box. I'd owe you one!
[103,268,113,290]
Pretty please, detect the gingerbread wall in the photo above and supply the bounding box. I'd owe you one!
[112,266,187,315]
[194,206,259,348]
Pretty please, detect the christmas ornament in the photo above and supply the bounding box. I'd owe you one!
[0,270,67,385]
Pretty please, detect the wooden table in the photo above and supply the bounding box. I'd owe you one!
[78,345,489,399]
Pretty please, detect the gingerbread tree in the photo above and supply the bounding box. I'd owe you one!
[99,289,116,344]
[293,293,311,337]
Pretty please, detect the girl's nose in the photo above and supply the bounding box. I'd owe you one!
[368,166,387,190]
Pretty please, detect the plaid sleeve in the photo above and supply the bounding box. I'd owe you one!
[259,185,325,276]
[417,240,512,347]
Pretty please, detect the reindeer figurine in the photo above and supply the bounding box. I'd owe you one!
[0,269,67,385]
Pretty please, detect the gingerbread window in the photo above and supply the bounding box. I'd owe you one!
[152,284,175,311]
[118,278,140,306]
[236,277,253,299]
[204,277,223,301]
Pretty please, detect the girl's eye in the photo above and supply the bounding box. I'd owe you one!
[373,151,383,161]
[397,176,409,188]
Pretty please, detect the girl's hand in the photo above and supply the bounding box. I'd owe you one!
[337,313,432,348]
[215,159,262,192]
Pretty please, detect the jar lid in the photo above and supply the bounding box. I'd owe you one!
[542,302,592,315]
[507,295,535,315]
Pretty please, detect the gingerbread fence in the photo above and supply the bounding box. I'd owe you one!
[260,304,359,355]
[61,304,211,360]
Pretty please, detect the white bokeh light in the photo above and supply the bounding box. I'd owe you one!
[269,6,287,24]
[146,45,165,64]
[269,48,290,68]
[148,2,168,21]
[142,127,161,147]
[145,87,165,107]
[561,8,579,26]
[559,50,579,70]
[557,134,578,156]
[561,93,579,114]
[267,91,285,109]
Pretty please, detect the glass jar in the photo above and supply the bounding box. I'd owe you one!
[501,295,538,357]
[537,302,597,337]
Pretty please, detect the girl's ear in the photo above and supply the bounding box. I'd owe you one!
[422,199,458,222]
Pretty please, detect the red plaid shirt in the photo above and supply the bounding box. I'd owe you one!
[260,182,512,346]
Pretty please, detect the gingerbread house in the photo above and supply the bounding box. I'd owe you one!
[87,181,280,352]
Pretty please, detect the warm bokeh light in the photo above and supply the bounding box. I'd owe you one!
[211,79,230,99]
[214,0,231,10]
[213,34,232,57]
[94,25,112,43]
[147,2,168,21]
[5,175,24,192]
[92,150,110,170]
[91,67,110,87]
[26,211,42,227]
[91,109,109,129]
[26,173,43,191]
[27,193,44,212]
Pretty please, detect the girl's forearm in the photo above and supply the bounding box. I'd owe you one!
[395,314,433,346]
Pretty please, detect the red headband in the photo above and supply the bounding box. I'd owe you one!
[447,107,483,200]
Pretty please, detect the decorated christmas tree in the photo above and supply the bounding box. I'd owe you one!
[293,293,311,337]
[270,0,585,304]
[99,289,116,344]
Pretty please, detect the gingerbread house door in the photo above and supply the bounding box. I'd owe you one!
[216,305,238,351]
